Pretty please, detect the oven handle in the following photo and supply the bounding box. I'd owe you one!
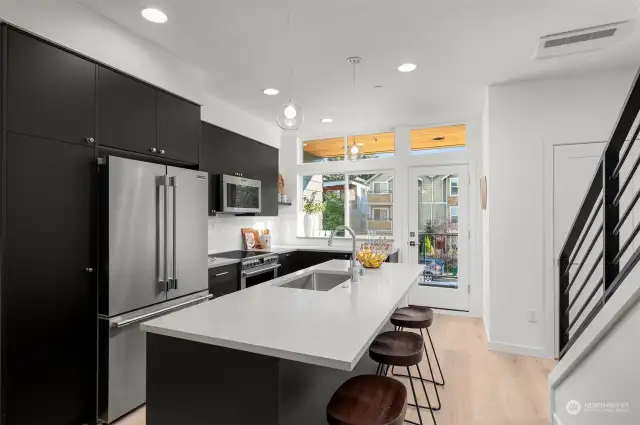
[242,264,280,277]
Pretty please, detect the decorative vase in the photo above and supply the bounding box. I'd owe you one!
[304,214,313,237]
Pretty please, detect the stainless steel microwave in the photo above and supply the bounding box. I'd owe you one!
[220,174,262,214]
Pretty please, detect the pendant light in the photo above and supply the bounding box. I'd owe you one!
[347,57,361,160]
[277,7,304,130]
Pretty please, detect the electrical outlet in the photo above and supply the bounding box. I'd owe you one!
[527,309,538,323]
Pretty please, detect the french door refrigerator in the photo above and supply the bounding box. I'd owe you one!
[97,156,210,423]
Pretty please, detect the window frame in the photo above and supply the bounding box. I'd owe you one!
[298,169,395,239]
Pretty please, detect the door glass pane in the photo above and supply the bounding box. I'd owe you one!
[417,174,459,288]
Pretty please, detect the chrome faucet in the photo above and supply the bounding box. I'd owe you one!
[328,225,359,282]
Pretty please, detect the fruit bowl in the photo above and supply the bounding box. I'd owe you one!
[356,243,392,269]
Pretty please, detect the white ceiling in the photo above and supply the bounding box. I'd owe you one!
[78,0,640,138]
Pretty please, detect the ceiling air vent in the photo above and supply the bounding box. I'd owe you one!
[534,21,630,59]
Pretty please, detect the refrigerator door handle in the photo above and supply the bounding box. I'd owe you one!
[158,176,170,293]
[110,294,213,329]
[171,176,178,290]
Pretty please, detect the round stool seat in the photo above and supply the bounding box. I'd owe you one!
[390,306,434,329]
[327,375,407,425]
[369,331,423,367]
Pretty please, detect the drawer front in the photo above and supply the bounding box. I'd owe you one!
[209,265,239,298]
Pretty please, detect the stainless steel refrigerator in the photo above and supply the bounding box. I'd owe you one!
[97,156,210,424]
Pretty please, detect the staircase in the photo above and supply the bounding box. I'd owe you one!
[550,67,640,424]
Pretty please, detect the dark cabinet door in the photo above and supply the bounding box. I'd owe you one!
[7,29,96,145]
[4,133,96,425]
[208,265,240,298]
[158,92,200,164]
[97,66,157,155]
[278,252,296,276]
[252,141,279,217]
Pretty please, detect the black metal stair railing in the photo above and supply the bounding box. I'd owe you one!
[558,67,640,358]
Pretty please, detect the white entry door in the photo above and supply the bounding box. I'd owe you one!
[408,165,470,311]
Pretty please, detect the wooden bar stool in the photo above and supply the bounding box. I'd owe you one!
[327,375,407,425]
[390,306,445,411]
[369,331,437,425]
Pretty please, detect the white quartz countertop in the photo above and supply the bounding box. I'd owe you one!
[142,260,423,370]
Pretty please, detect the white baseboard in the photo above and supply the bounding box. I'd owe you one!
[487,340,549,358]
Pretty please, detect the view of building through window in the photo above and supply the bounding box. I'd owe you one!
[301,172,394,237]
[410,124,466,155]
[417,174,459,287]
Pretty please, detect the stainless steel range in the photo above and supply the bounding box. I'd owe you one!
[215,250,280,289]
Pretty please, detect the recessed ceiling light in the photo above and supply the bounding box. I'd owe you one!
[141,8,168,23]
[397,63,418,73]
[263,88,280,96]
[321,118,333,123]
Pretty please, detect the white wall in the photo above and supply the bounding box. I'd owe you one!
[552,293,640,425]
[0,0,283,253]
[278,120,485,317]
[486,67,638,357]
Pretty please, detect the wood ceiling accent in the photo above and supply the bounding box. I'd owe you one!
[303,137,345,158]
[410,124,466,151]
[303,125,466,158]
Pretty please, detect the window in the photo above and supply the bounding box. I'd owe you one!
[302,132,395,163]
[410,124,466,155]
[302,137,345,163]
[300,171,394,237]
[347,132,395,160]
[373,181,389,194]
[449,206,459,224]
[450,177,459,196]
[372,208,389,221]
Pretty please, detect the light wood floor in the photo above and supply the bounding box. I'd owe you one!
[115,315,557,425]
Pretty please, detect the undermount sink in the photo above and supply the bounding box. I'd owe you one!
[277,272,351,291]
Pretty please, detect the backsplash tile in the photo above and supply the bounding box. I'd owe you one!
[208,215,279,253]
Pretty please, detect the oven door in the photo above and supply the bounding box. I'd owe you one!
[241,264,280,289]
[221,174,262,214]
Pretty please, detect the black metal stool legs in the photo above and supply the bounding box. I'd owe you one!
[391,328,443,411]
[425,327,445,386]
[376,363,437,425]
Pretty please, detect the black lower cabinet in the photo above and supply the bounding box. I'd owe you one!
[209,264,240,298]
[278,252,300,276]
[3,133,97,425]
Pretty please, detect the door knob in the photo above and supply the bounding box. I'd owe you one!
[85,137,95,144]
[150,148,157,153]
[159,149,166,155]
[85,268,94,273]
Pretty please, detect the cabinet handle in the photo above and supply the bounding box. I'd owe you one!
[150,148,157,153]
[215,271,229,277]
[85,137,95,144]
[160,149,166,155]
[85,268,94,273]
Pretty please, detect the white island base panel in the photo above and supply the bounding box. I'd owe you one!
[142,260,424,371]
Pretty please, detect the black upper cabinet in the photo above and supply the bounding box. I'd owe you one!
[200,121,279,216]
[252,141,279,216]
[158,91,200,164]
[5,133,96,425]
[7,29,96,145]
[97,66,157,155]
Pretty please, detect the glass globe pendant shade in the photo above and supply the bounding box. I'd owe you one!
[277,101,304,130]
[348,141,359,160]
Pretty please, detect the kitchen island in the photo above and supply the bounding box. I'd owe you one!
[141,260,424,425]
